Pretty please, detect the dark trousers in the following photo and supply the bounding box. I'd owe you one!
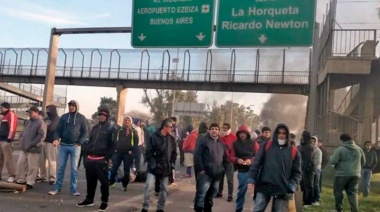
[334,176,359,212]
[84,158,109,203]
[110,152,133,187]
[301,171,315,205]
[155,176,160,193]
[313,170,321,202]
[178,140,184,166]
[77,150,86,169]
[133,146,142,171]
[218,163,234,196]
[194,173,220,212]
[319,170,323,192]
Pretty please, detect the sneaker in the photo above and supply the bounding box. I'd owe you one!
[157,210,164,212]
[227,195,233,202]
[49,181,56,185]
[98,202,108,211]
[36,177,45,182]
[76,199,94,207]
[216,193,223,198]
[26,184,33,190]
[7,177,15,183]
[122,186,127,192]
[48,189,60,195]
[71,192,81,196]
[311,202,320,206]
[109,182,116,188]
[141,209,148,212]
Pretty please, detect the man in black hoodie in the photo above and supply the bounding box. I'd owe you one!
[142,118,177,212]
[247,123,302,212]
[49,100,88,196]
[76,108,115,212]
[193,123,229,212]
[38,105,60,185]
[298,131,315,207]
[109,116,139,191]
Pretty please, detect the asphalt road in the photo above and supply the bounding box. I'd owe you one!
[0,151,258,212]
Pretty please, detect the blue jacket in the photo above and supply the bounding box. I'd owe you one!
[54,100,88,146]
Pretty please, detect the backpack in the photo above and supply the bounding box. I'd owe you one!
[265,140,297,160]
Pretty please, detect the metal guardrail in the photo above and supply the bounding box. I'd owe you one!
[3,83,66,105]
[0,48,311,86]
[318,29,378,69]
[1,65,310,85]
[336,84,360,115]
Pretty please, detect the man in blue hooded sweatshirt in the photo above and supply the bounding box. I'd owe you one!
[48,100,88,196]
[247,123,302,212]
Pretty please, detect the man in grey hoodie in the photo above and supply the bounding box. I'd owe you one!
[311,136,322,205]
[15,106,47,189]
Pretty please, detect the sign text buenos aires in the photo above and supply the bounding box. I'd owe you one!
[216,0,316,47]
[132,0,215,48]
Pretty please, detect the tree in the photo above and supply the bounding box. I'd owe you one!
[141,89,198,125]
[125,110,152,123]
[92,97,117,120]
[205,101,260,131]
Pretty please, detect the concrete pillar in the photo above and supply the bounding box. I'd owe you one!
[116,86,128,125]
[305,23,320,133]
[42,30,60,113]
[357,82,374,144]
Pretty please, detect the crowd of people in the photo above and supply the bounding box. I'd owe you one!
[0,100,378,212]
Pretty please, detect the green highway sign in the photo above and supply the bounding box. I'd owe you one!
[216,0,316,47]
[132,0,215,48]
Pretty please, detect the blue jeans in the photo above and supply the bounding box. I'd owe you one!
[194,173,220,211]
[313,169,321,202]
[254,192,289,212]
[54,145,81,193]
[236,172,249,211]
[360,168,372,197]
[110,152,133,187]
[142,173,168,211]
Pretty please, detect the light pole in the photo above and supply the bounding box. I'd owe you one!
[171,48,179,117]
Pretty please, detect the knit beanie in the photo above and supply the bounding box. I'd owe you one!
[1,102,10,109]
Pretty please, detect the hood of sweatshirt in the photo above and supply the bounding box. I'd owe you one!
[311,136,318,146]
[301,130,312,146]
[198,122,208,134]
[272,123,290,146]
[67,100,80,125]
[46,105,58,118]
[342,140,361,150]
[236,124,251,140]
[124,116,133,129]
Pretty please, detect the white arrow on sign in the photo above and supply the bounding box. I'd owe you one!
[196,32,205,41]
[138,33,146,41]
[258,34,267,44]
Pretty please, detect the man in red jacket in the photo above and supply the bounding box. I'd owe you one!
[182,124,198,178]
[0,102,18,183]
[229,124,259,212]
[216,123,237,202]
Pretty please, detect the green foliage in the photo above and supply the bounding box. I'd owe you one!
[141,89,198,125]
[205,100,260,131]
[91,97,117,120]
